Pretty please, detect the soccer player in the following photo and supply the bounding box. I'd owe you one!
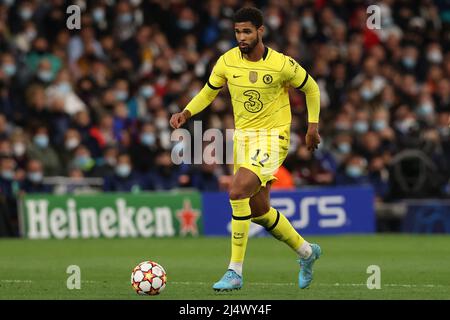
[170,7,322,291]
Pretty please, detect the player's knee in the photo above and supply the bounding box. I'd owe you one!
[229,188,250,200]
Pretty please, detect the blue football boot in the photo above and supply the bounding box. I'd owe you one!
[298,243,322,289]
[213,269,243,291]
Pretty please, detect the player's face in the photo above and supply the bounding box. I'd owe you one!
[234,22,262,54]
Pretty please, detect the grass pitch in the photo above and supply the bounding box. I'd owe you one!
[0,235,449,300]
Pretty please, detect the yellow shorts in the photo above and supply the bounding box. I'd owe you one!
[233,125,290,188]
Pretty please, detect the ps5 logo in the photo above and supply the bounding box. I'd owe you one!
[271,196,347,229]
[229,195,347,236]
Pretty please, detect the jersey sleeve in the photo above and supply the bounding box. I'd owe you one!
[282,55,307,88]
[283,56,320,123]
[208,55,227,89]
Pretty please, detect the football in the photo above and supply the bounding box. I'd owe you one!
[131,261,167,295]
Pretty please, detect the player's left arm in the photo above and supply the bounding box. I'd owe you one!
[284,56,321,151]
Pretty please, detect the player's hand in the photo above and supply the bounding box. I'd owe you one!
[170,110,191,129]
[305,123,321,152]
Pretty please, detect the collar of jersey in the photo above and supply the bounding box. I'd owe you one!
[240,46,269,63]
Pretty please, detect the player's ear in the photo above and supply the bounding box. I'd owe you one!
[258,25,265,35]
[257,25,264,39]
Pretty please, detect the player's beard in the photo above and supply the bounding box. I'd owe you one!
[239,36,259,54]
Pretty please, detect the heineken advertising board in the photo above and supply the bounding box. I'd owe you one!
[19,192,202,239]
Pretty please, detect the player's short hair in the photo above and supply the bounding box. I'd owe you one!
[233,7,264,28]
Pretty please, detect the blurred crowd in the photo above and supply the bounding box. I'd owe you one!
[1,0,450,232]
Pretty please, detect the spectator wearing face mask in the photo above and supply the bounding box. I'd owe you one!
[20,159,51,193]
[69,144,97,177]
[25,37,61,82]
[10,128,29,170]
[45,68,87,116]
[329,132,353,168]
[26,125,62,176]
[103,152,149,192]
[129,122,159,173]
[352,109,370,135]
[335,154,370,186]
[113,1,141,43]
[136,80,156,118]
[58,128,82,173]
[94,145,119,177]
[112,78,138,119]
[0,53,26,122]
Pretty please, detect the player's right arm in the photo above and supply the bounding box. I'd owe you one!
[283,56,321,151]
[170,56,227,129]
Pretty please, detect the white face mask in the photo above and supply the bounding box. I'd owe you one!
[115,164,131,177]
[13,143,26,157]
[427,50,443,64]
[65,138,80,150]
[28,171,43,183]
[1,170,14,180]
[267,15,281,29]
[155,118,168,130]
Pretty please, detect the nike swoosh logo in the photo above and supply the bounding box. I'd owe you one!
[233,75,242,78]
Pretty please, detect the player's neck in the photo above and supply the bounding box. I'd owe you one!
[244,42,266,62]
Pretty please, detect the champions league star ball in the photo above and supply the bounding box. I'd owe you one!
[131,261,167,295]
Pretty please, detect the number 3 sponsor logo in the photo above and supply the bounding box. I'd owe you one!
[243,90,263,113]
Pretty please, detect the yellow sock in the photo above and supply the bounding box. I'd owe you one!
[229,198,251,267]
[252,207,305,253]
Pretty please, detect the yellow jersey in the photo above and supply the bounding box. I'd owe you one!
[184,46,320,131]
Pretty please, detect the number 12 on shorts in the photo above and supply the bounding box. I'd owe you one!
[251,149,270,167]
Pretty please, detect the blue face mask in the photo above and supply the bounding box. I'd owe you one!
[1,170,14,180]
[353,121,369,133]
[372,120,387,131]
[335,122,351,131]
[75,156,92,169]
[141,133,156,146]
[361,89,375,101]
[92,8,105,22]
[337,142,351,154]
[57,82,72,94]
[346,165,363,178]
[118,13,133,24]
[115,90,128,101]
[402,57,416,69]
[177,19,194,30]
[417,103,433,117]
[28,172,43,183]
[116,164,131,177]
[37,70,53,82]
[19,7,33,20]
[34,134,49,148]
[3,64,16,77]
[140,86,155,98]
[3,0,15,7]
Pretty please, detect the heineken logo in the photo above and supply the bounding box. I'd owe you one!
[20,194,202,239]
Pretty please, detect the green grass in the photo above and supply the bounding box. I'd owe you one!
[0,235,449,300]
